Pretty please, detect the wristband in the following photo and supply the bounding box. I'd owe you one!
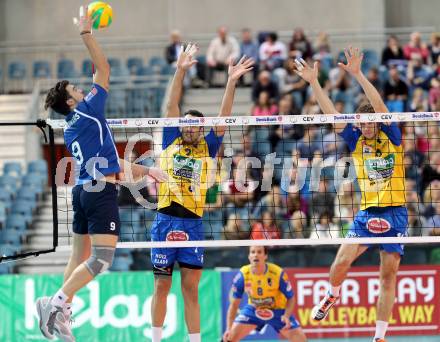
[80,30,91,36]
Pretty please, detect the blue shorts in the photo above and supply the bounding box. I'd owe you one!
[151,212,204,275]
[347,206,408,255]
[234,305,300,333]
[72,181,120,236]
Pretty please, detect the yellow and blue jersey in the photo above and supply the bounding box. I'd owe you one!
[157,127,223,217]
[339,123,405,210]
[231,263,293,310]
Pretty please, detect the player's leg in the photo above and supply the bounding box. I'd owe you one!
[374,250,400,341]
[150,213,178,342]
[180,266,202,336]
[280,327,307,342]
[226,322,258,342]
[151,272,173,342]
[311,244,367,321]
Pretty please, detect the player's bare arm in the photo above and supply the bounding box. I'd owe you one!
[75,5,110,90]
[281,296,295,330]
[116,158,168,184]
[216,56,254,136]
[339,46,390,116]
[166,43,198,118]
[223,298,241,341]
[294,58,346,133]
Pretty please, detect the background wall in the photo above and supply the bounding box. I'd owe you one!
[1,0,387,43]
[385,0,440,29]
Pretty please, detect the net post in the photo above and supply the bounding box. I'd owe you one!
[47,122,59,250]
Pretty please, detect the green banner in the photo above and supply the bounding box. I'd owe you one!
[0,271,221,341]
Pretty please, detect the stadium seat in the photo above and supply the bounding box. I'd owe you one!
[16,187,38,202]
[57,59,79,79]
[0,190,12,211]
[0,202,6,228]
[23,173,46,190]
[127,57,144,75]
[160,64,175,76]
[33,60,51,78]
[0,174,19,191]
[8,61,26,80]
[82,59,94,77]
[108,58,122,70]
[3,162,22,177]
[6,214,28,231]
[148,56,167,69]
[28,160,48,174]
[0,229,23,246]
[11,200,34,224]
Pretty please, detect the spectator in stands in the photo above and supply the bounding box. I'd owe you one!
[381,35,405,66]
[406,54,433,91]
[297,124,321,160]
[252,91,278,116]
[206,26,240,86]
[314,31,331,54]
[274,57,308,107]
[366,66,382,94]
[309,180,335,222]
[428,32,440,64]
[423,179,440,217]
[409,87,429,112]
[285,192,308,238]
[259,32,287,71]
[383,65,409,112]
[421,153,440,195]
[404,32,429,64]
[321,122,345,159]
[310,212,339,239]
[429,75,440,109]
[329,64,356,112]
[251,210,282,239]
[407,203,428,236]
[288,28,313,60]
[251,70,279,103]
[301,92,321,115]
[425,201,440,236]
[165,30,182,65]
[240,28,259,83]
[334,182,360,229]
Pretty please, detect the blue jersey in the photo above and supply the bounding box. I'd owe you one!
[64,84,120,185]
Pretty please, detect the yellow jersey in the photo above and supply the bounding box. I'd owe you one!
[230,263,293,310]
[158,127,223,217]
[339,123,406,210]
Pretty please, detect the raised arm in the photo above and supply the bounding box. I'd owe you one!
[339,46,389,114]
[75,6,110,90]
[166,43,198,118]
[295,58,346,133]
[216,56,254,136]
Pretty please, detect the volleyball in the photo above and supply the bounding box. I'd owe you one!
[87,1,113,30]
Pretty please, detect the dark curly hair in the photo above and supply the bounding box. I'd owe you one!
[44,80,72,115]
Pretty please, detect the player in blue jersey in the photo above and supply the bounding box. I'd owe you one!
[35,6,166,341]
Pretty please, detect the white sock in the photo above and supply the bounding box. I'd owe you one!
[51,289,68,307]
[188,333,201,342]
[374,320,388,339]
[330,285,341,297]
[152,327,162,342]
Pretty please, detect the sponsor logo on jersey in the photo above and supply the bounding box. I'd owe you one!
[85,87,98,101]
[255,308,274,321]
[365,154,395,180]
[172,154,202,183]
[267,278,272,286]
[367,217,391,234]
[66,113,80,128]
[236,314,250,322]
[166,230,189,241]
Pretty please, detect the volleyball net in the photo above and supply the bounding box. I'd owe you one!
[47,112,440,250]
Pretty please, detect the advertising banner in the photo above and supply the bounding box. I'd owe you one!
[221,265,440,339]
[0,271,221,341]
